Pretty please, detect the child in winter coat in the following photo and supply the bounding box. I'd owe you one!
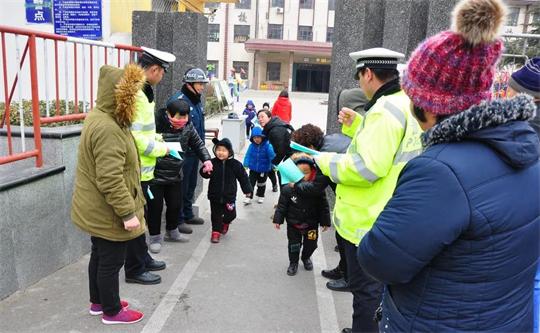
[273,153,331,276]
[149,99,213,252]
[200,138,252,244]
[243,126,276,205]
[243,100,257,138]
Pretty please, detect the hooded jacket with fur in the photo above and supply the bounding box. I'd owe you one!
[200,138,252,203]
[71,65,146,242]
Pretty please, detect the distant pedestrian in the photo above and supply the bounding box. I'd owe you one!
[200,138,252,244]
[358,0,539,331]
[273,153,330,276]
[507,57,540,136]
[72,64,146,325]
[243,99,257,138]
[271,89,292,124]
[243,126,276,205]
[257,109,294,192]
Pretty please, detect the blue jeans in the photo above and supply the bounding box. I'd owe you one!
[180,155,199,223]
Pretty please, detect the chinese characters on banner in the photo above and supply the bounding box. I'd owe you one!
[53,0,102,40]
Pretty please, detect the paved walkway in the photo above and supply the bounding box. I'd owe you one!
[0,90,354,333]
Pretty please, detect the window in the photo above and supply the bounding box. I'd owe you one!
[235,0,251,9]
[205,2,220,9]
[328,0,335,11]
[268,24,283,39]
[233,61,249,79]
[271,0,284,7]
[234,25,250,43]
[266,62,281,81]
[326,27,334,43]
[507,7,520,26]
[208,24,220,42]
[207,60,219,79]
[532,11,540,25]
[297,26,313,41]
[299,0,313,9]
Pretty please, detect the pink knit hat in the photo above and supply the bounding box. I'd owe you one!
[402,0,506,116]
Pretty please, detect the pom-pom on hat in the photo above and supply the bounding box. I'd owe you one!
[402,0,507,116]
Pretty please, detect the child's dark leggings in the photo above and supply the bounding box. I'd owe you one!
[210,200,237,232]
[287,223,319,263]
[248,170,268,198]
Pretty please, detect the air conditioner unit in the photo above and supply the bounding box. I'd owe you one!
[276,7,284,14]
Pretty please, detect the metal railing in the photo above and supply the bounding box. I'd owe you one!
[0,25,142,167]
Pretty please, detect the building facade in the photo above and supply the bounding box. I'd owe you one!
[205,0,335,92]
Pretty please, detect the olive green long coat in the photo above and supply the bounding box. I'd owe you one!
[71,64,147,241]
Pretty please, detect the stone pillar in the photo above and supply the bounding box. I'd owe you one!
[326,0,385,134]
[382,0,429,56]
[426,0,460,37]
[132,11,208,110]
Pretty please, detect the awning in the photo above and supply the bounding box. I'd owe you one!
[245,39,332,56]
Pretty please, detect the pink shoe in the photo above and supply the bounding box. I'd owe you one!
[89,300,129,316]
[221,223,230,235]
[102,308,144,325]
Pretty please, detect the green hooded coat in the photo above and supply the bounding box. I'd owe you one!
[71,64,147,241]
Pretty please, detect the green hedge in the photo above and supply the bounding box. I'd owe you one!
[0,100,87,127]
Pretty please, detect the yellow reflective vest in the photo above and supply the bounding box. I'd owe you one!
[315,90,422,245]
[131,90,168,182]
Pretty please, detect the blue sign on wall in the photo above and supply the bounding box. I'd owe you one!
[25,0,53,24]
[53,0,102,40]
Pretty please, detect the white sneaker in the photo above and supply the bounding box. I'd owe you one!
[243,197,252,205]
[257,197,264,204]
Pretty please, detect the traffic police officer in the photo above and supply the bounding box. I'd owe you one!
[125,46,176,285]
[315,48,423,333]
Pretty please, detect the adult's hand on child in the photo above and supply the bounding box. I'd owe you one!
[321,226,329,232]
[274,223,281,230]
[338,107,356,127]
[123,216,141,231]
[202,160,213,173]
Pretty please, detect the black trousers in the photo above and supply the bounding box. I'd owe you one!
[210,200,237,232]
[336,231,348,280]
[89,236,127,316]
[124,182,155,278]
[248,170,268,198]
[245,125,252,137]
[287,224,319,263]
[146,182,183,235]
[343,239,383,333]
[180,155,199,222]
[268,169,277,188]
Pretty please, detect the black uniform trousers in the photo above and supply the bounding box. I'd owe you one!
[343,239,383,333]
[88,236,127,316]
[248,170,268,198]
[336,231,348,280]
[210,200,237,232]
[146,182,183,236]
[268,169,278,188]
[287,223,319,263]
[124,181,156,278]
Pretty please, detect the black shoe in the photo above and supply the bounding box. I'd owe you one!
[287,263,298,276]
[185,217,204,225]
[177,224,193,234]
[321,266,343,280]
[146,259,166,271]
[341,329,352,333]
[272,185,278,192]
[326,278,350,292]
[125,271,161,285]
[302,258,313,271]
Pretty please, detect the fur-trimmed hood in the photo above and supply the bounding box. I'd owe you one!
[94,64,146,128]
[423,94,539,168]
